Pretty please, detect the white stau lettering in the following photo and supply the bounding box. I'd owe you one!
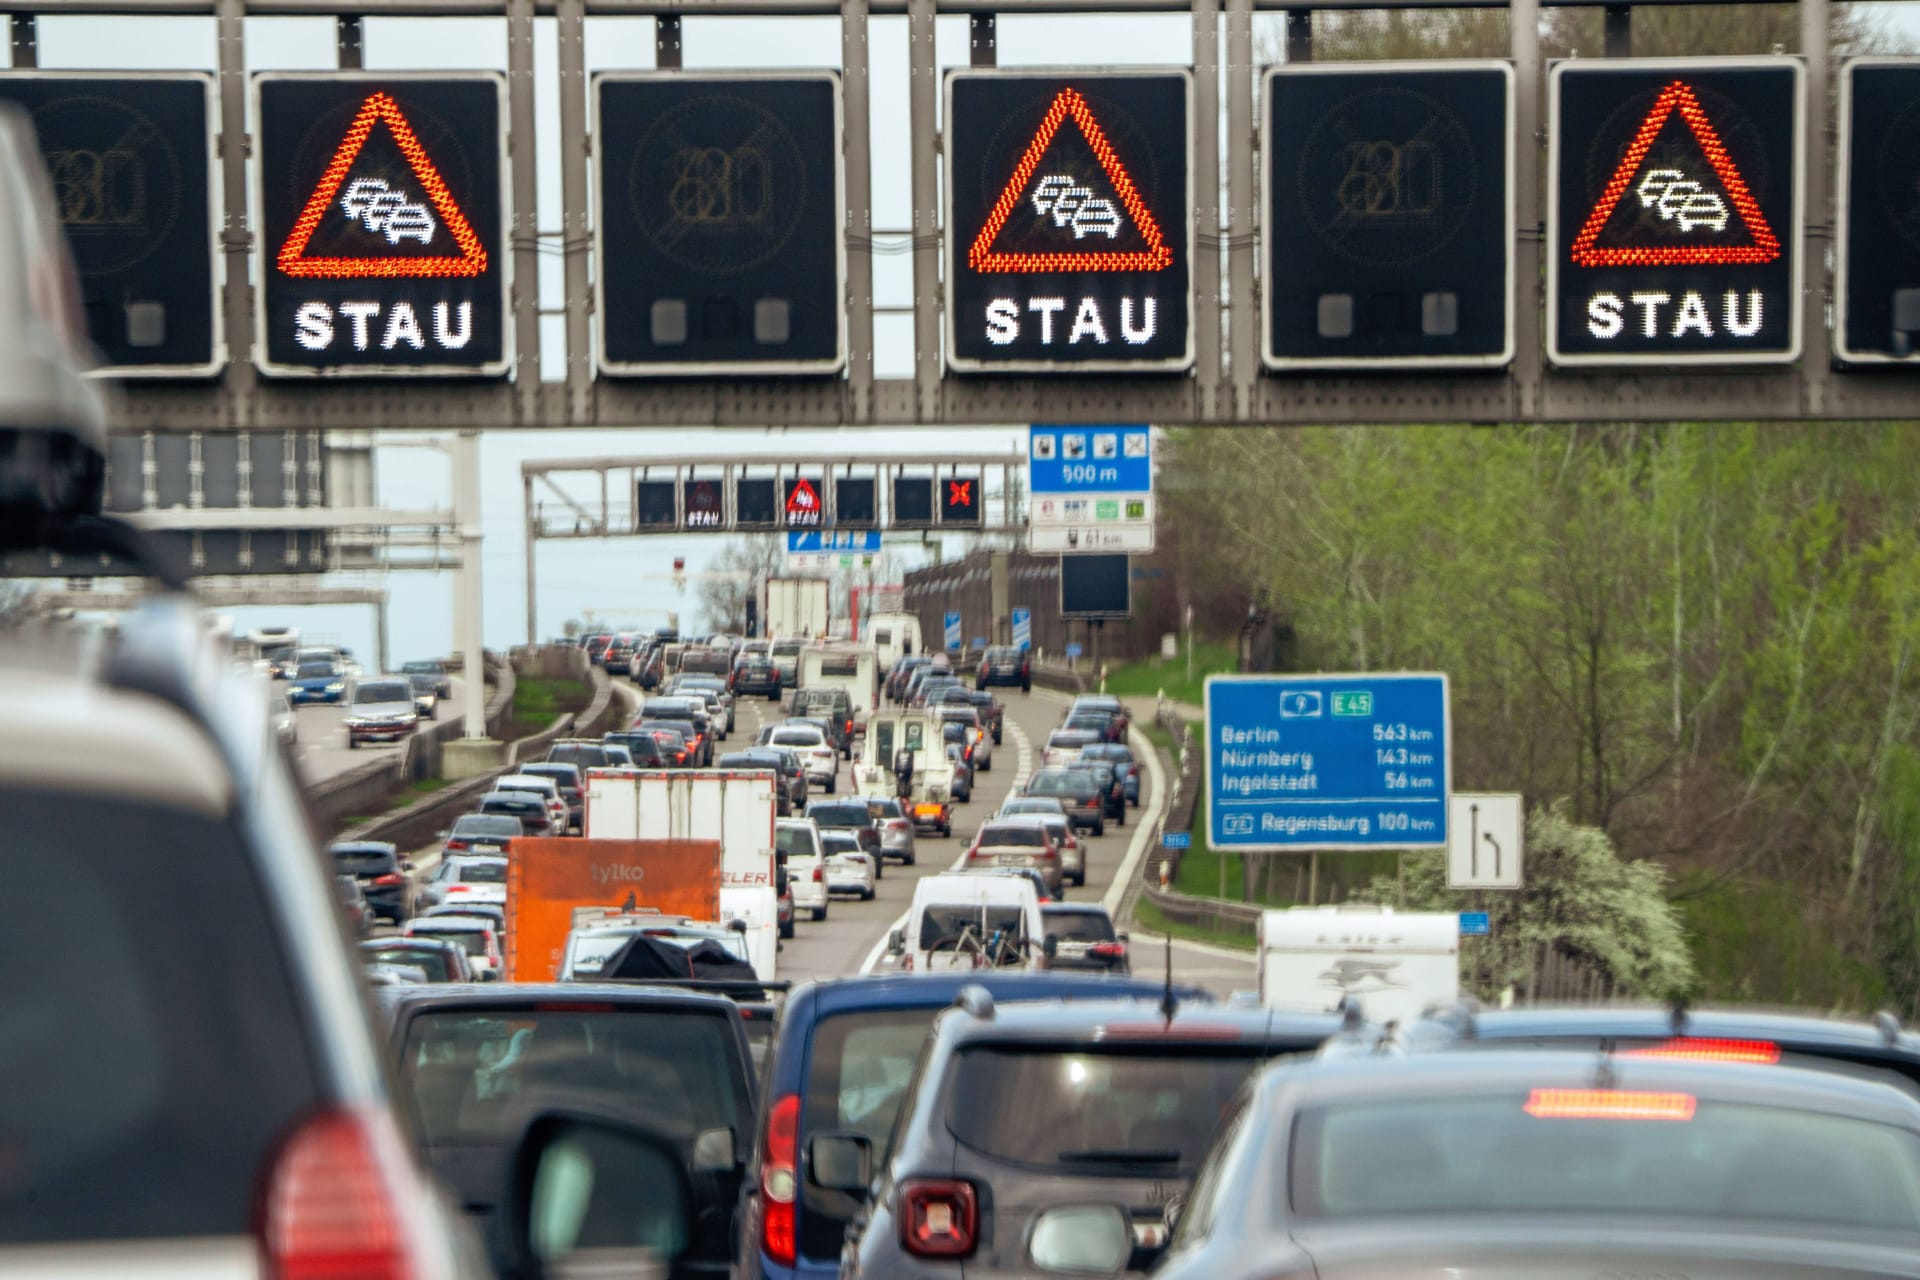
[294,302,334,350]
[288,300,480,354]
[985,298,1020,345]
[1585,289,1767,342]
[1587,292,1624,340]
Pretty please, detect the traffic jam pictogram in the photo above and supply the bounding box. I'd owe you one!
[947,71,1192,371]
[1550,60,1802,365]
[256,75,507,375]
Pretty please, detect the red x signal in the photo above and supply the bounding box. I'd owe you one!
[947,480,973,508]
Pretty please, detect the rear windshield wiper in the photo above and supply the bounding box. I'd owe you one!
[1055,1149,1181,1165]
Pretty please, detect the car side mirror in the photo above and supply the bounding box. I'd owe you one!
[1043,934,1059,959]
[498,1110,692,1280]
[691,1126,737,1174]
[1028,1204,1131,1276]
[807,1132,872,1193]
[886,928,905,955]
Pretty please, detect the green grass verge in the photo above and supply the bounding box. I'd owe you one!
[504,676,591,742]
[1131,898,1256,951]
[1101,641,1237,709]
[1676,873,1890,1013]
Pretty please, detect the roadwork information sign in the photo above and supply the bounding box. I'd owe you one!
[1205,673,1450,852]
[945,69,1192,372]
[255,74,507,376]
[1548,58,1802,367]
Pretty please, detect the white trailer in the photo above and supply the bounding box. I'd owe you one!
[582,768,781,981]
[1257,905,1460,1026]
[763,576,832,640]
[866,612,924,672]
[799,643,880,710]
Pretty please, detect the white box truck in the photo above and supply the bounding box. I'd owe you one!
[763,576,832,641]
[866,611,924,673]
[582,768,781,981]
[1257,905,1460,1026]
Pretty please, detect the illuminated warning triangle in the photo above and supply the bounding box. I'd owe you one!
[787,479,820,514]
[968,88,1173,274]
[1570,80,1779,267]
[277,92,487,280]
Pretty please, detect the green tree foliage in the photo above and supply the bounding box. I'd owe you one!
[1165,424,1920,1013]
[1355,805,1695,1001]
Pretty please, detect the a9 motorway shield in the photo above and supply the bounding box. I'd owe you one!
[1205,672,1450,852]
[595,73,845,375]
[1549,57,1803,366]
[1264,63,1514,370]
[255,73,508,377]
[1836,59,1920,363]
[0,73,218,375]
[946,69,1192,373]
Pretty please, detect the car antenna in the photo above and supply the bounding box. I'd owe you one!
[1160,931,1178,1025]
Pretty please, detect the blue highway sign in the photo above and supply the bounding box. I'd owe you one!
[1459,910,1490,937]
[1162,830,1192,850]
[1204,672,1450,851]
[1012,607,1032,650]
[944,611,963,650]
[1028,424,1152,494]
[788,529,881,554]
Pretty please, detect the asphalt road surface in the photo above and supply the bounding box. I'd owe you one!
[293,676,470,786]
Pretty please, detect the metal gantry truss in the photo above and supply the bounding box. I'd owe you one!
[18,0,1910,429]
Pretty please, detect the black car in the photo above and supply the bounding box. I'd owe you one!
[1078,741,1141,806]
[830,995,1343,1279]
[1078,758,1128,825]
[636,721,695,766]
[1040,903,1130,973]
[966,689,1005,744]
[379,983,756,1279]
[478,791,554,836]
[790,688,856,757]
[1025,767,1107,836]
[546,738,634,774]
[644,696,715,766]
[721,748,806,816]
[401,658,453,699]
[888,655,933,702]
[1152,1050,1920,1280]
[976,644,1031,692]
[604,728,675,769]
[329,839,415,922]
[736,655,782,699]
[806,799,884,871]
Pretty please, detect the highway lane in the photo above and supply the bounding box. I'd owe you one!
[293,675,470,786]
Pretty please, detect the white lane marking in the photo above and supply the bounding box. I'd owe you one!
[1103,719,1168,916]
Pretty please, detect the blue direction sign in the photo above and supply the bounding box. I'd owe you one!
[1028,424,1152,494]
[944,611,963,650]
[1162,830,1192,850]
[788,529,881,554]
[1011,607,1033,650]
[1459,911,1490,937]
[1204,672,1450,852]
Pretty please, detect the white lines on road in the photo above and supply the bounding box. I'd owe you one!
[1009,718,1033,791]
[1103,720,1167,916]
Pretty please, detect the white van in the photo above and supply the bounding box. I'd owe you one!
[888,872,1043,972]
[868,612,924,675]
[1256,905,1460,1026]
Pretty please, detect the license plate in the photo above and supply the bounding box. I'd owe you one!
[473,843,501,854]
[996,855,1032,867]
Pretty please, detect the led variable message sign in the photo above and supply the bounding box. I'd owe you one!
[0,73,218,374]
[940,474,981,525]
[255,73,507,377]
[595,73,844,374]
[736,478,778,529]
[945,69,1192,372]
[1263,63,1513,369]
[1549,58,1803,366]
[1836,59,1920,363]
[834,477,876,529]
[783,477,824,529]
[637,480,677,528]
[893,477,934,528]
[683,478,725,529]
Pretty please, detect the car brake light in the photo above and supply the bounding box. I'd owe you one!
[812,867,823,882]
[444,839,468,851]
[258,1108,421,1280]
[446,885,470,895]
[1622,1037,1781,1065]
[899,1179,977,1259]
[1523,1089,1696,1121]
[371,873,404,887]
[761,1094,801,1265]
[1089,941,1126,957]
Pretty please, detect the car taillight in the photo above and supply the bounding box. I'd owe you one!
[812,867,823,882]
[371,873,404,886]
[888,819,909,832]
[1622,1037,1781,1065]
[1089,941,1127,957]
[444,839,468,851]
[258,1108,424,1280]
[760,1094,800,1265]
[1038,846,1057,860]
[446,885,470,895]
[899,1179,977,1259]
[1523,1088,1696,1121]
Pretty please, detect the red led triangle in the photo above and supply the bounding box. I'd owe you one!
[277,92,487,280]
[968,87,1173,274]
[1570,80,1779,267]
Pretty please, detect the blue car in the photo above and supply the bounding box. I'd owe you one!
[287,660,346,704]
[738,971,1211,1280]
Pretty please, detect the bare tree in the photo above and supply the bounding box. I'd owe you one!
[694,536,785,634]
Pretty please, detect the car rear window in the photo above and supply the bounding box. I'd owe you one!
[366,944,456,979]
[0,791,321,1243]
[547,744,611,768]
[354,680,410,703]
[979,824,1046,847]
[1289,1093,1920,1231]
[948,1048,1266,1174]
[332,847,399,874]
[810,803,870,827]
[772,728,822,746]
[411,928,489,957]
[1045,909,1117,942]
[484,796,542,815]
[453,814,520,838]
[1028,772,1093,796]
[800,1008,945,1258]
[777,825,820,858]
[918,905,1028,950]
[398,1008,748,1146]
[822,833,863,854]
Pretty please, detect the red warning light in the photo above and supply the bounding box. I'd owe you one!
[1569,80,1780,268]
[786,478,820,514]
[947,480,973,508]
[968,87,1173,275]
[278,91,488,280]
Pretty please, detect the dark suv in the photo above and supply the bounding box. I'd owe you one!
[977,644,1032,692]
[736,653,782,699]
[330,839,415,922]
[791,687,856,757]
[830,993,1341,1279]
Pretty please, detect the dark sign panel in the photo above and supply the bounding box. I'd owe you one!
[736,478,777,529]
[636,479,677,528]
[1263,63,1513,369]
[834,477,875,529]
[1836,59,1920,363]
[255,73,508,377]
[682,477,725,529]
[940,474,981,525]
[1549,58,1802,366]
[1059,554,1131,618]
[945,70,1192,372]
[595,72,844,375]
[893,476,933,528]
[0,73,218,374]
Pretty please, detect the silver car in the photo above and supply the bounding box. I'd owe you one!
[861,794,919,865]
[344,676,419,748]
